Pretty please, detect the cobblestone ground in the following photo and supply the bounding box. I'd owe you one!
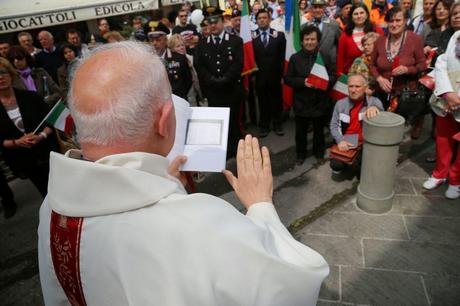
[2,117,459,305]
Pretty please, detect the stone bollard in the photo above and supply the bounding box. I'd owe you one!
[357,112,405,214]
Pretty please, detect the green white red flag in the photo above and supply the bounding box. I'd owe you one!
[282,0,301,110]
[419,70,435,90]
[45,100,74,134]
[306,53,329,91]
[330,74,348,100]
[240,0,257,77]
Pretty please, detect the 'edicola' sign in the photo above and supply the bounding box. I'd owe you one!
[0,0,158,34]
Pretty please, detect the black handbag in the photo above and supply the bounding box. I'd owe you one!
[395,82,427,120]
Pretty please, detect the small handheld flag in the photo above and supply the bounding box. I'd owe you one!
[34,99,74,134]
[330,74,349,100]
[306,53,329,91]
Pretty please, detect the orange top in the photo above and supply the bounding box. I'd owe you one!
[336,17,346,30]
[370,3,393,30]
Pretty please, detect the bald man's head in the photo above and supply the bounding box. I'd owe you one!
[68,41,172,148]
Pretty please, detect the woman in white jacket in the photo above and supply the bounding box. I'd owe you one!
[423,29,460,199]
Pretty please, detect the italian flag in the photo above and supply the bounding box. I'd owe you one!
[306,53,329,91]
[419,70,435,91]
[330,74,348,100]
[45,100,74,134]
[240,0,257,79]
[282,0,301,110]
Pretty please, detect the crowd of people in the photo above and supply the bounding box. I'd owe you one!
[0,0,458,304]
[1,0,460,220]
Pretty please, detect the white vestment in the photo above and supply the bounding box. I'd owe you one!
[38,150,329,306]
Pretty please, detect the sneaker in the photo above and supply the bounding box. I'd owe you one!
[445,184,460,199]
[422,176,446,190]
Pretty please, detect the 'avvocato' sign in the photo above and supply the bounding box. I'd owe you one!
[0,0,158,34]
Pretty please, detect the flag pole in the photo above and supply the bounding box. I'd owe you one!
[33,98,63,134]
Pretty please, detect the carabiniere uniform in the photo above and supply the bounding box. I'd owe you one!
[161,49,192,100]
[194,29,244,158]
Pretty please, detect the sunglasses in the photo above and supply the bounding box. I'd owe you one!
[0,70,9,76]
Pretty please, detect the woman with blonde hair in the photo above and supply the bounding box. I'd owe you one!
[0,57,57,198]
[349,32,380,77]
[168,34,203,105]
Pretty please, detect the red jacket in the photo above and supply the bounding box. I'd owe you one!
[336,27,384,76]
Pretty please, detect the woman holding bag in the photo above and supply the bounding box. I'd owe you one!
[369,6,426,111]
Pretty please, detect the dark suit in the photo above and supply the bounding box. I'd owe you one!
[162,49,193,100]
[194,32,244,157]
[252,28,286,129]
[0,89,57,196]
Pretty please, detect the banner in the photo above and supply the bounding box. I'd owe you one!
[0,0,158,34]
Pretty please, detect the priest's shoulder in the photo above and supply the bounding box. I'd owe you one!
[166,192,238,212]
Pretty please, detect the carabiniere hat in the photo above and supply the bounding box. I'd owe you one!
[147,20,170,39]
[203,6,224,23]
[231,8,241,18]
[311,0,327,6]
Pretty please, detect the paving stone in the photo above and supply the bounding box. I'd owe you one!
[259,120,296,154]
[275,163,356,226]
[391,195,460,217]
[298,234,363,267]
[424,274,460,306]
[395,162,431,178]
[319,265,340,301]
[317,301,356,306]
[363,239,460,275]
[341,267,428,305]
[394,178,416,195]
[0,274,44,306]
[404,216,460,244]
[0,179,41,260]
[410,178,448,197]
[332,197,362,214]
[305,212,408,240]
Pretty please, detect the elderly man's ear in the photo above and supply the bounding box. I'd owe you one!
[156,100,175,138]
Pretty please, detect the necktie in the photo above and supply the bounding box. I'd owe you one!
[262,32,268,47]
[214,36,220,45]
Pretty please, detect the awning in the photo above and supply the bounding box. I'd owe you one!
[0,0,158,34]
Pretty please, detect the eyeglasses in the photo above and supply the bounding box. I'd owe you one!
[12,55,25,61]
[0,70,9,76]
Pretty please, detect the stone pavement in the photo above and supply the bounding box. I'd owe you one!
[296,143,460,306]
[1,116,459,305]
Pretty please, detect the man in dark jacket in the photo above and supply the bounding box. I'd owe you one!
[194,6,244,158]
[148,21,192,100]
[252,9,286,137]
[285,25,336,164]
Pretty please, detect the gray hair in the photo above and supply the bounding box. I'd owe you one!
[67,41,171,146]
[17,31,32,41]
[348,72,369,85]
